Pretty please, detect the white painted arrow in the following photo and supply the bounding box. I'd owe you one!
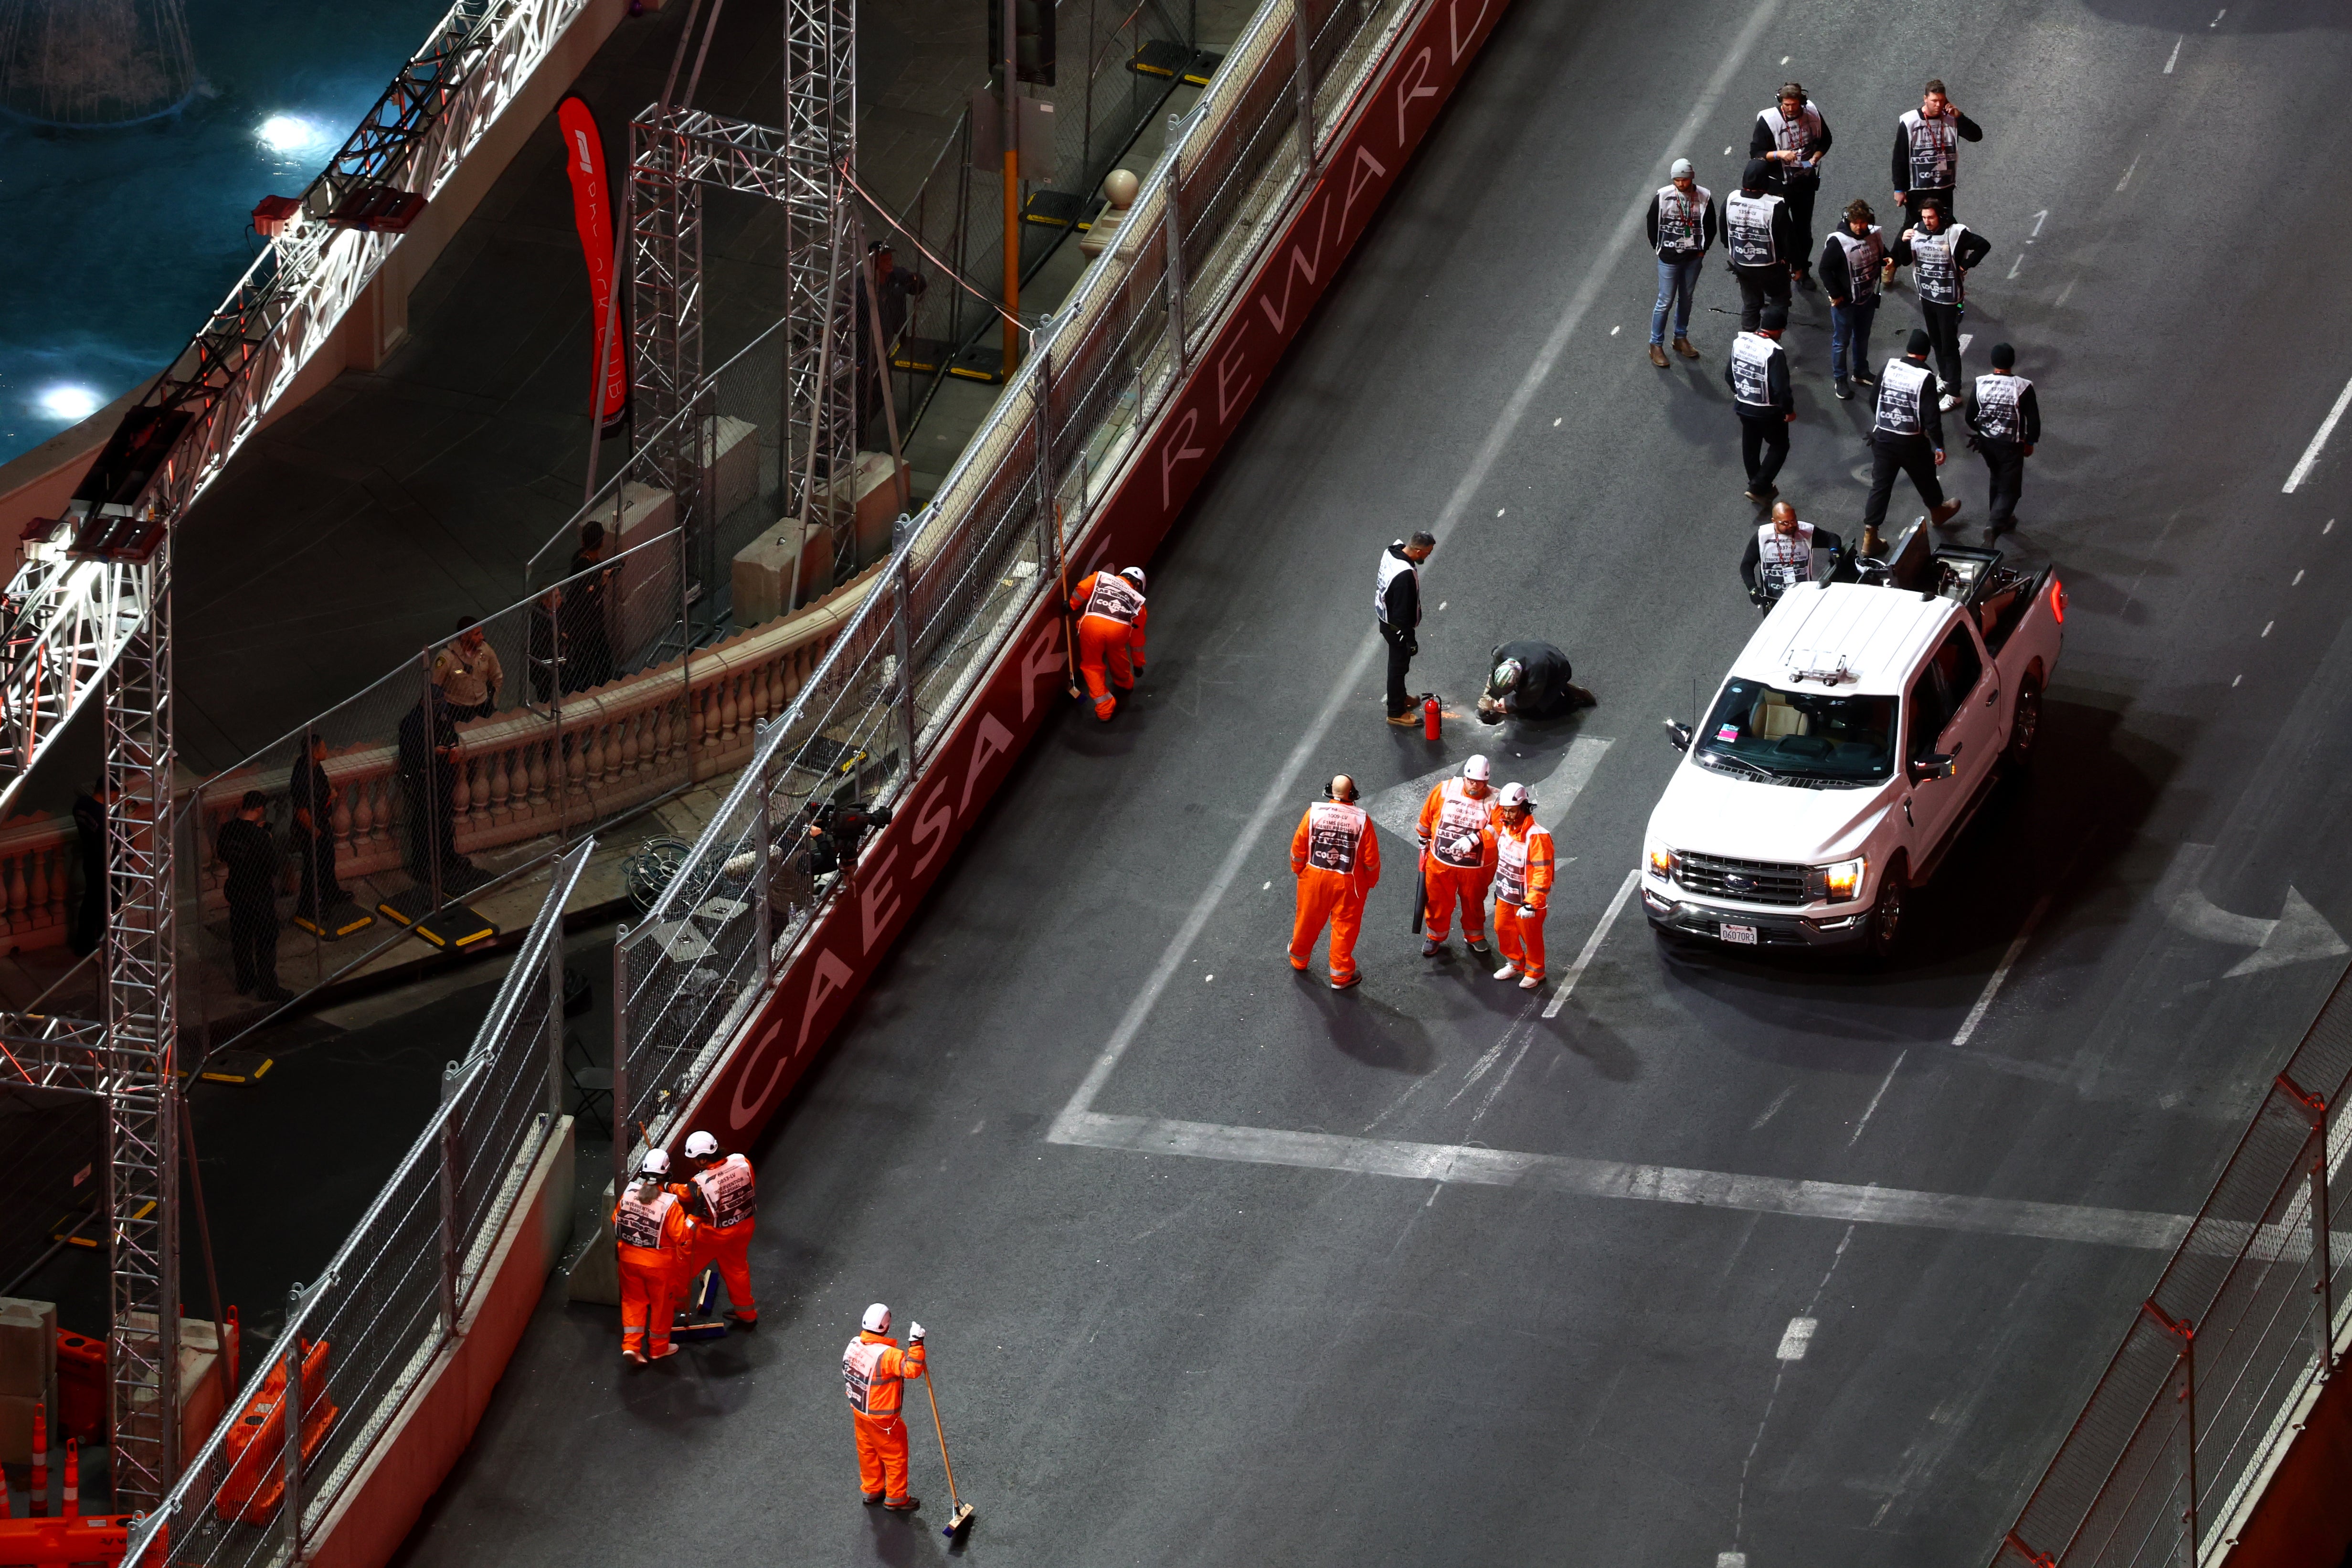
[2158,842,2350,977]
[1365,736,1614,848]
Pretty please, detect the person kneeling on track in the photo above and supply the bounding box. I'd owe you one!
[1477,641,1597,724]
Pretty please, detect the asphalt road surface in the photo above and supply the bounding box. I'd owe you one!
[392,1,2352,1563]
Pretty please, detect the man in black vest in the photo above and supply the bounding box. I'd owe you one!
[1749,84,1831,288]
[1376,533,1435,726]
[1725,159,1796,332]
[1891,201,1991,407]
[1967,342,2041,536]
[1861,329,1964,536]
[1725,306,1795,504]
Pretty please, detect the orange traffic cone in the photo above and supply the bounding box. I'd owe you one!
[60,1439,78,1517]
[28,1404,45,1516]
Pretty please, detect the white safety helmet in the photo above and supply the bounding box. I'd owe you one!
[640,1148,671,1177]
[862,1302,892,1334]
[1462,755,1491,782]
[1120,566,1147,591]
[683,1130,720,1159]
[1491,658,1524,693]
[1498,782,1532,809]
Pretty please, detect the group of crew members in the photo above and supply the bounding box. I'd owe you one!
[610,1129,760,1364]
[1288,754,1555,993]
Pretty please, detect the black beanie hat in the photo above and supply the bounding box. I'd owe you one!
[1906,328,1932,357]
[1991,341,2015,369]
[1741,157,1771,191]
[1759,306,1789,331]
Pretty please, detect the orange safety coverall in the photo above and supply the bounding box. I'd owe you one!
[613,1183,694,1357]
[680,1153,758,1322]
[1417,778,1498,942]
[1070,571,1147,720]
[1290,799,1380,982]
[843,1331,927,1501]
[1493,816,1556,978]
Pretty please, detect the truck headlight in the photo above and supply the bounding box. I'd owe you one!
[1808,857,1866,903]
[1645,842,1678,880]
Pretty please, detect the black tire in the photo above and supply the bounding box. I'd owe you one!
[2003,675,2043,769]
[1863,858,1908,963]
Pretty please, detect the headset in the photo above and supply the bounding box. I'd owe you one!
[1322,775,1358,803]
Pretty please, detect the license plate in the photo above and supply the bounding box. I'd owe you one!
[1718,923,1759,945]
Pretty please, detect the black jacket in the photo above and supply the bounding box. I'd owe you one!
[1891,111,1983,193]
[216,818,280,904]
[1645,191,1720,260]
[1740,527,1845,594]
[1966,380,2042,445]
[1486,641,1580,720]
[1747,108,1833,184]
[1875,359,1948,450]
[1377,543,1421,630]
[1889,225,1992,277]
[1724,336,1794,417]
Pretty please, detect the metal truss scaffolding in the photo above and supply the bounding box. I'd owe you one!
[631,0,858,593]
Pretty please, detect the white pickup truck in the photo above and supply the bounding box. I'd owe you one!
[1642,531,2065,959]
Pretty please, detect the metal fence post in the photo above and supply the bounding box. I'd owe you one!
[892,556,917,773]
[754,747,774,977]
[2142,1301,2198,1567]
[1164,138,1187,374]
[2313,1134,2337,1377]
[281,1284,305,1563]
[1290,0,1318,170]
[611,925,631,1191]
[438,1063,461,1333]
[545,909,568,1124]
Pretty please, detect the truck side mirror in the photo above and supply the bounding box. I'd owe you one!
[1664,720,1692,753]
[1907,753,1957,782]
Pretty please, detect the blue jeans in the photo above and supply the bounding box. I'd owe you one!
[1830,296,1878,383]
[1650,256,1704,345]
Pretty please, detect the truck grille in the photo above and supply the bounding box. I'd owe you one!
[1677,852,1810,907]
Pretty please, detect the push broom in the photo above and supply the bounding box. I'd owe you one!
[922,1360,976,1540]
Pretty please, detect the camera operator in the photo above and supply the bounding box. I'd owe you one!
[798,793,893,882]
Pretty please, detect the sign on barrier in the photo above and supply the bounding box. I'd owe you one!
[687,0,1515,1145]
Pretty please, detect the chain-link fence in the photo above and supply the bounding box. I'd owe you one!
[1992,964,2352,1568]
[169,534,687,1054]
[122,841,591,1568]
[611,0,1411,1166]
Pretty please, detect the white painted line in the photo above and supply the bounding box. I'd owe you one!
[1952,888,2055,1047]
[2210,7,2225,24]
[1959,332,1973,354]
[1049,1112,2194,1250]
[1847,1049,1908,1146]
[1610,325,1620,336]
[1718,1555,1748,1568]
[2164,35,2182,71]
[2055,278,2077,307]
[2007,253,2024,280]
[2283,371,2352,492]
[2117,155,2139,191]
[2262,621,2274,637]
[1775,1316,1817,1361]
[1748,1085,1792,1131]
[1543,868,1642,1017]
[2293,570,2305,585]
[2031,209,2049,239]
[1050,0,1790,1137]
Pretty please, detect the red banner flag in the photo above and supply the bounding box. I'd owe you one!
[558,94,629,434]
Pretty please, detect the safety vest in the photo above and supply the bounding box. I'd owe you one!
[1654,183,1711,252]
[1908,224,1971,306]
[842,1335,914,1416]
[1756,521,1816,593]
[614,1185,679,1253]
[1973,372,2031,441]
[1494,820,1553,906]
[1726,191,1782,268]
[1901,107,1960,191]
[1874,359,1932,437]
[1374,547,1418,625]
[1730,332,1780,411]
[1426,779,1494,870]
[1082,572,1144,625]
[1760,103,1826,185]
[1303,800,1369,875]
[690,1154,757,1231]
[1831,226,1884,301]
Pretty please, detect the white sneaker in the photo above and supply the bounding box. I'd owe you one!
[1517,973,1542,990]
[1938,392,1960,412]
[1493,963,1521,982]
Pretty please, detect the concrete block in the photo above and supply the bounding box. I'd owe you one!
[566,1202,621,1307]
[582,482,678,669]
[0,1297,55,1399]
[0,1392,43,1464]
[122,1312,237,1461]
[837,452,911,572]
[699,415,761,523]
[732,521,834,627]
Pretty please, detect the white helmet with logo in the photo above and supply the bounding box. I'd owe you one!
[1498,782,1532,809]
[640,1148,671,1177]
[1120,566,1147,591]
[684,1130,720,1159]
[862,1302,892,1334]
[1463,755,1491,781]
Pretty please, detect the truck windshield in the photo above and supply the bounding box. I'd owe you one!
[1697,678,1896,784]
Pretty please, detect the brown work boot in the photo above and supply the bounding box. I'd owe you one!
[884,1496,921,1512]
[1930,498,1964,527]
[1648,342,1668,368]
[1673,337,1699,359]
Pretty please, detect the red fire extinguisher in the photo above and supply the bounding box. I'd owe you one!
[1422,694,1442,740]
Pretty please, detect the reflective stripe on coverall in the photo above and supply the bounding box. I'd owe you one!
[1070,571,1147,720]
[1416,778,1497,941]
[1290,800,1380,981]
[843,1332,927,1500]
[613,1184,694,1356]
[1494,817,1556,978]
[685,1154,757,1320]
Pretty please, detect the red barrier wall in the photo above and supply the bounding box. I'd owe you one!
[2214,1321,2352,1568]
[683,0,1514,1145]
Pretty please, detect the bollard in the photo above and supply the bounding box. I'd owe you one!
[28,1405,45,1516]
[61,1440,77,1518]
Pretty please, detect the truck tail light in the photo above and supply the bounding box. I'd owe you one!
[2049,573,2066,624]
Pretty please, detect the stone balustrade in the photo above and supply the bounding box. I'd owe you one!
[0,810,77,953]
